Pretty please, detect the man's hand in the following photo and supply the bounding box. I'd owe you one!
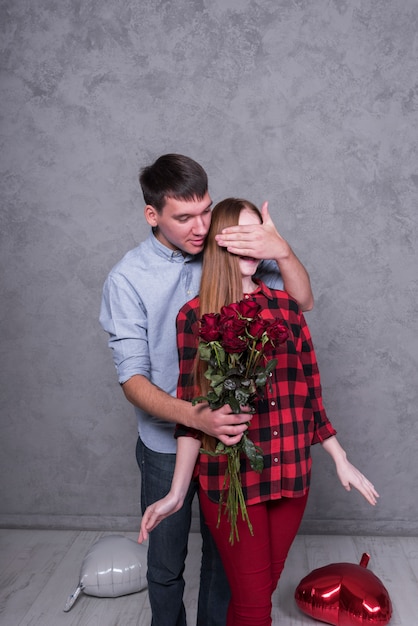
[215,200,314,311]
[189,402,253,446]
[215,201,290,262]
[122,375,255,442]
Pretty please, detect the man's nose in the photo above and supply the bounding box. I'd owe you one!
[193,216,207,232]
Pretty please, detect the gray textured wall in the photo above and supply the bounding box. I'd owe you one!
[1,0,417,535]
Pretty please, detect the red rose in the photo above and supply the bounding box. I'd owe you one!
[220,315,247,335]
[200,313,221,342]
[247,317,268,339]
[237,300,261,319]
[266,319,289,344]
[222,329,248,353]
[220,303,241,319]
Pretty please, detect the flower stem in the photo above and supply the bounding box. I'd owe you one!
[217,444,254,544]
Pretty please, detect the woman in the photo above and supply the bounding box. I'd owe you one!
[139,198,379,626]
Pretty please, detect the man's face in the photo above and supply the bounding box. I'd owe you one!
[145,193,212,255]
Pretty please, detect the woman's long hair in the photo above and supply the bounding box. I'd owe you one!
[199,198,262,317]
[195,198,262,450]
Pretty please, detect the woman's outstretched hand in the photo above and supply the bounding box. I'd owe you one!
[138,492,183,543]
[321,436,379,506]
[334,456,380,506]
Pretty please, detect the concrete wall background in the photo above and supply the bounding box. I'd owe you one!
[1,0,417,534]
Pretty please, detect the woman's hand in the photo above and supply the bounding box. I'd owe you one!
[138,491,184,543]
[334,456,380,506]
[321,436,379,506]
[138,437,201,543]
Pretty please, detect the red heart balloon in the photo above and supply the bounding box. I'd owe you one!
[294,553,392,625]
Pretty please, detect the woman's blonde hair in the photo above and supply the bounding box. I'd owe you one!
[195,198,262,450]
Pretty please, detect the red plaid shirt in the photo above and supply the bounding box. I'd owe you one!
[175,281,336,506]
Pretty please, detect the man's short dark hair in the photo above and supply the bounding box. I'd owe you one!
[139,154,208,213]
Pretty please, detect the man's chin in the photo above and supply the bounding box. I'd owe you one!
[187,241,205,254]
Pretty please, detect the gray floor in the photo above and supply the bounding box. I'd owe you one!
[0,529,417,625]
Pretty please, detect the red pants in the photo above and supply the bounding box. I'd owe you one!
[199,490,309,626]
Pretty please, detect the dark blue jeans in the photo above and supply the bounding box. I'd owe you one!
[136,437,230,626]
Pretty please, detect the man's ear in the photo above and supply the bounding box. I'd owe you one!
[144,204,159,227]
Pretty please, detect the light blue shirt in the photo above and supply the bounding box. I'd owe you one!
[100,231,283,453]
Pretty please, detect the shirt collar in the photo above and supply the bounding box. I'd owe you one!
[251,278,276,301]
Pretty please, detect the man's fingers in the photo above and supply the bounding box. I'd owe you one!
[218,433,244,446]
[216,228,261,241]
[260,201,269,221]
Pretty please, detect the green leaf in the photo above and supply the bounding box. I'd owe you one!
[210,374,227,388]
[192,396,207,406]
[255,371,267,387]
[264,358,278,375]
[212,385,224,398]
[216,345,226,363]
[226,396,241,414]
[207,391,224,406]
[235,389,251,405]
[198,342,213,361]
[242,435,264,473]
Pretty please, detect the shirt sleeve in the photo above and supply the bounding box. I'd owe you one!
[298,311,337,444]
[255,259,284,291]
[175,303,204,440]
[99,273,151,384]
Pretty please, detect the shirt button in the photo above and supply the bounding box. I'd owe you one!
[273,430,278,436]
[271,401,276,406]
[274,457,279,463]
[269,372,273,377]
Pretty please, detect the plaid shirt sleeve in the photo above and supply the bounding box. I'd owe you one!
[175,298,203,440]
[297,311,337,444]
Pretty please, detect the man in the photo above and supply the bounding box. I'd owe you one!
[100,154,313,625]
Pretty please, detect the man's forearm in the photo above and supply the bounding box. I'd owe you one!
[276,247,314,311]
[122,374,194,426]
[121,373,250,444]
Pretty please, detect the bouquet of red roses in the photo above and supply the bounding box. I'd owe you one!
[193,298,288,543]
